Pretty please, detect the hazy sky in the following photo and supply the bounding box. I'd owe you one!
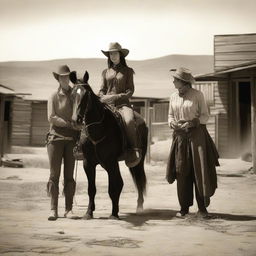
[1,0,256,61]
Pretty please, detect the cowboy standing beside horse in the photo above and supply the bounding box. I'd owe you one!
[46,65,80,221]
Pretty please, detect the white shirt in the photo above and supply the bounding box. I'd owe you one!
[168,88,209,127]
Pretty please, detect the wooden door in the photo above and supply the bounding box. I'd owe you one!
[229,79,251,157]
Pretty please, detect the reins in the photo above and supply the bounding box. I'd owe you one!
[84,105,106,145]
[85,108,105,129]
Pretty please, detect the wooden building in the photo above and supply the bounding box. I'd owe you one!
[0,85,18,164]
[11,98,48,146]
[195,33,256,173]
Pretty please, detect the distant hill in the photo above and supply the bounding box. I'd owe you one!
[0,55,213,100]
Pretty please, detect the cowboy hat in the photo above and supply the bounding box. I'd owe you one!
[101,42,129,57]
[171,67,195,84]
[53,65,75,81]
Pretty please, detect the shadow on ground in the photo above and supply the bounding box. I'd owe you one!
[122,209,177,226]
[121,209,256,227]
[210,212,256,221]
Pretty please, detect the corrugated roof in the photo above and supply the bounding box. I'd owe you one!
[195,60,256,81]
[0,84,32,97]
[0,84,15,95]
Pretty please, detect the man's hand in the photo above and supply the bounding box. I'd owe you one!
[71,121,83,130]
[66,120,73,129]
[67,120,82,130]
[180,121,191,130]
[100,95,119,104]
[170,121,181,130]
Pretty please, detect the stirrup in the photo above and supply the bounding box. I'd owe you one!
[125,148,142,168]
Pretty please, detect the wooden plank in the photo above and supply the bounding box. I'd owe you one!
[251,77,256,173]
[145,100,151,163]
[0,96,5,161]
[215,60,254,67]
[215,43,256,53]
[216,112,229,157]
[215,52,256,61]
[31,102,48,146]
[152,103,169,122]
[11,99,32,146]
[194,82,215,105]
[214,34,256,71]
[214,97,228,102]
[215,34,256,44]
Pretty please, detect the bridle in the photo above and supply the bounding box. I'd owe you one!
[74,83,106,145]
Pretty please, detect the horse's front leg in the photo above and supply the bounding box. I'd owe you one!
[83,159,96,220]
[105,161,123,219]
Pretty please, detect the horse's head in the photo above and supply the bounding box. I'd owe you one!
[70,71,91,125]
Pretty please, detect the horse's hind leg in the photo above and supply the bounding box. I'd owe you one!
[106,161,123,219]
[133,124,148,213]
[83,159,96,220]
[130,162,146,213]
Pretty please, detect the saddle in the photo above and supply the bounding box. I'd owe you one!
[106,105,144,164]
[107,106,128,158]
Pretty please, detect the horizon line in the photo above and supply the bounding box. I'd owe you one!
[0,53,214,63]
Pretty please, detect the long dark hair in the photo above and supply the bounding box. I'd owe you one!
[107,52,135,74]
[107,52,128,68]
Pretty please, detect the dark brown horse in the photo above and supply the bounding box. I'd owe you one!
[70,71,148,219]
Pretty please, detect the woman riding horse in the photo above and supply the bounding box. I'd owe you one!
[99,42,141,168]
[70,71,148,220]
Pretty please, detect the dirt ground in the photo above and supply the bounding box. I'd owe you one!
[0,151,255,256]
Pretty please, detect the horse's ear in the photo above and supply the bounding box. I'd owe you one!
[69,71,77,84]
[83,71,89,83]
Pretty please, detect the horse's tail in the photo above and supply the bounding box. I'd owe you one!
[129,123,148,195]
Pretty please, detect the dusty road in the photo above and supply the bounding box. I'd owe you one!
[0,158,255,256]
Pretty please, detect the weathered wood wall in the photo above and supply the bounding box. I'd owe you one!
[251,77,256,173]
[151,102,171,141]
[214,33,256,71]
[194,81,229,157]
[11,98,32,146]
[11,99,49,146]
[211,80,229,157]
[0,96,5,159]
[31,102,49,145]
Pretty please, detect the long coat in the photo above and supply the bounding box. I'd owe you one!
[166,125,219,203]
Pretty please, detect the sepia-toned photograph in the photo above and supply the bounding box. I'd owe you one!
[0,0,255,255]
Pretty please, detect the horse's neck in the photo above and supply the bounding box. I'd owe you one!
[83,99,105,142]
[86,110,103,127]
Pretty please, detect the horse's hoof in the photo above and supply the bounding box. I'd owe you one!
[109,215,119,220]
[136,206,143,214]
[83,213,93,220]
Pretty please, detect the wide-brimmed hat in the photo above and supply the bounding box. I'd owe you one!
[171,67,195,84]
[101,42,129,57]
[53,65,75,81]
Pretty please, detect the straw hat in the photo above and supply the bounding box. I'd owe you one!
[171,67,195,84]
[101,42,129,57]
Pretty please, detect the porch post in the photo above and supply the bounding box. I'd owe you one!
[251,76,256,174]
[0,95,5,165]
[145,99,151,163]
